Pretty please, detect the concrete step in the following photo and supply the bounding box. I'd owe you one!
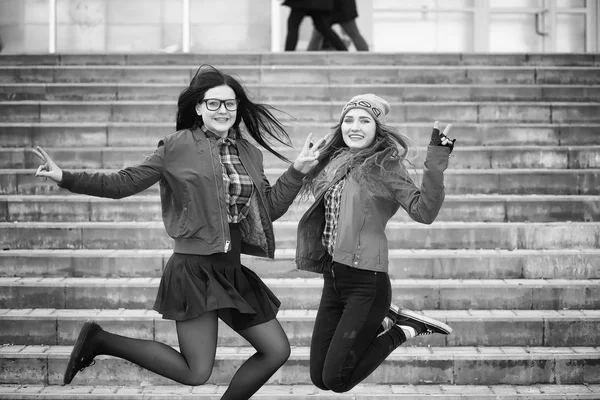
[2,100,600,124]
[3,83,600,102]
[1,308,599,347]
[3,168,599,196]
[2,220,599,251]
[1,221,599,251]
[1,384,600,400]
[2,194,599,223]
[4,145,600,170]
[1,345,598,386]
[5,384,600,400]
[1,65,600,85]
[0,277,598,310]
[1,52,599,66]
[2,122,598,148]
[2,248,599,280]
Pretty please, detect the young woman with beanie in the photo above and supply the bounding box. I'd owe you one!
[33,65,328,400]
[296,93,456,393]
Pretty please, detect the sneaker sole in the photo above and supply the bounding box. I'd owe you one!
[63,320,96,385]
[397,309,453,335]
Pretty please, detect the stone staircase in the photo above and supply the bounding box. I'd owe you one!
[0,52,599,399]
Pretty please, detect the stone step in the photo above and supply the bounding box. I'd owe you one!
[1,221,599,251]
[3,83,600,102]
[1,52,599,67]
[2,194,599,223]
[2,220,599,251]
[1,308,599,348]
[4,145,600,170]
[1,384,599,400]
[1,277,598,310]
[2,248,599,280]
[2,122,598,148]
[1,65,600,85]
[3,168,598,196]
[1,345,598,386]
[2,100,600,124]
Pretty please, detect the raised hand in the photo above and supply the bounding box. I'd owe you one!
[32,146,63,183]
[429,121,456,152]
[292,132,332,174]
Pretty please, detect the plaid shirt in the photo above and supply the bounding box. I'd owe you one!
[322,177,346,256]
[203,126,254,223]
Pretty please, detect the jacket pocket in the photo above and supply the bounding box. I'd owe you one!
[175,189,190,236]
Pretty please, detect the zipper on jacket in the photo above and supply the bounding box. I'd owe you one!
[208,135,229,252]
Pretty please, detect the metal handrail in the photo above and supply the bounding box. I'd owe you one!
[535,9,550,37]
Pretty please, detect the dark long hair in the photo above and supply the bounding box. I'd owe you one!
[176,65,291,162]
[300,120,417,199]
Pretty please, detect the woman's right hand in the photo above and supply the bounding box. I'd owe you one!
[33,146,63,183]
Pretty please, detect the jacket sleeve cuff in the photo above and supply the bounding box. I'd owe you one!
[57,171,75,189]
[286,163,306,184]
[426,144,451,157]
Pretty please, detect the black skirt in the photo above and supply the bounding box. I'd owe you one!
[153,224,280,331]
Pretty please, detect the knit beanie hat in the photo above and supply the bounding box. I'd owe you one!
[339,93,390,125]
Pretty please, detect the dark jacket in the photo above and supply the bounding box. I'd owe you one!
[295,145,450,273]
[283,0,334,12]
[60,128,305,258]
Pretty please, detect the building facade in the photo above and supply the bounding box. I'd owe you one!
[0,0,598,53]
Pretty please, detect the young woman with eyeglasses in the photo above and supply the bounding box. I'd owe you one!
[296,94,456,393]
[33,65,328,400]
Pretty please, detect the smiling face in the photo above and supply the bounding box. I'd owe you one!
[341,108,377,150]
[195,84,237,137]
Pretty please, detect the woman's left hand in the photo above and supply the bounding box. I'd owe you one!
[292,132,332,174]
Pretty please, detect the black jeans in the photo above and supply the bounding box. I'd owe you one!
[309,262,405,393]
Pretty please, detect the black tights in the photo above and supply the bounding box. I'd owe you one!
[91,312,290,400]
[285,9,347,51]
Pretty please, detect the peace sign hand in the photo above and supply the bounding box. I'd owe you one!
[32,146,63,183]
[429,121,456,153]
[292,132,332,174]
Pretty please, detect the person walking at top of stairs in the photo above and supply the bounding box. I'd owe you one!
[307,0,369,51]
[32,64,329,400]
[282,0,348,51]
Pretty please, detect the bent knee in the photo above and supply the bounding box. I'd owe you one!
[182,369,212,386]
[310,374,329,391]
[271,342,291,366]
[322,375,352,393]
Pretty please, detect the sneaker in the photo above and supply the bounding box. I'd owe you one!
[63,321,102,384]
[393,308,452,338]
[376,315,395,337]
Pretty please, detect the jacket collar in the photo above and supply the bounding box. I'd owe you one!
[200,125,236,145]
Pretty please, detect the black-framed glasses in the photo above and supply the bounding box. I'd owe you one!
[203,98,239,111]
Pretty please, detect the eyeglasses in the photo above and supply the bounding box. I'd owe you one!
[203,98,239,111]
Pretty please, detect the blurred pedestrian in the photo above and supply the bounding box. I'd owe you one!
[283,0,347,51]
[307,0,369,51]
